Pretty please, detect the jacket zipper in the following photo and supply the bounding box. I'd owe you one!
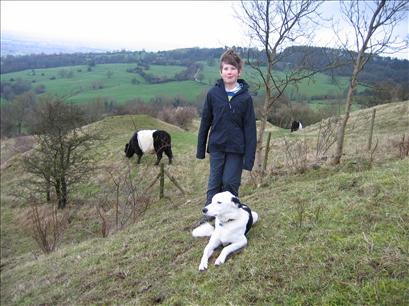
[227,90,242,111]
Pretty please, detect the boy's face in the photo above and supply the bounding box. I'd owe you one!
[220,62,240,88]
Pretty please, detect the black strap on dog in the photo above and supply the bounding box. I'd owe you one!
[232,197,253,235]
[241,204,253,235]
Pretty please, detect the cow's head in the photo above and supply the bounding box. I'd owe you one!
[124,143,134,158]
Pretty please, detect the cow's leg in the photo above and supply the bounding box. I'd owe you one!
[165,147,173,164]
[154,151,163,165]
[137,154,143,164]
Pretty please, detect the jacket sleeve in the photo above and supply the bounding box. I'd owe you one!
[196,93,213,159]
[243,96,257,171]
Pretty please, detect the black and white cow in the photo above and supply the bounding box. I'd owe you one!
[124,130,173,165]
[290,120,303,132]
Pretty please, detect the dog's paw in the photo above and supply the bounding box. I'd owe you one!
[214,256,225,266]
[199,261,208,271]
[192,222,214,237]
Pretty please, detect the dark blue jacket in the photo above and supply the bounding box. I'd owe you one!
[196,79,257,171]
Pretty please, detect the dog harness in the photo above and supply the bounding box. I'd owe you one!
[218,203,253,235]
[240,204,253,235]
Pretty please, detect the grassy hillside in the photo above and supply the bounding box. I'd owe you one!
[296,101,409,163]
[1,63,207,104]
[1,102,408,305]
[2,62,358,106]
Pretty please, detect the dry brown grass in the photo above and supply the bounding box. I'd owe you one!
[0,135,36,169]
[267,101,409,174]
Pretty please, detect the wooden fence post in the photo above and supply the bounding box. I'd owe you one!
[142,164,185,200]
[367,108,376,151]
[164,169,185,195]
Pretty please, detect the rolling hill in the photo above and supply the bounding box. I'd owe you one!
[1,101,408,305]
[1,62,356,108]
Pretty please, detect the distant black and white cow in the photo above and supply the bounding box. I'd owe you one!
[290,120,303,132]
[124,130,173,165]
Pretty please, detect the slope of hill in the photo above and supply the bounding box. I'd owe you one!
[1,102,408,305]
[297,101,409,160]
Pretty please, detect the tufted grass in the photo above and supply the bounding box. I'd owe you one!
[1,101,408,305]
[1,158,408,305]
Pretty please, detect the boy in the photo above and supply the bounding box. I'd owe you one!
[196,49,257,221]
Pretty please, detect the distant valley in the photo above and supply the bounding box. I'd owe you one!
[1,32,110,56]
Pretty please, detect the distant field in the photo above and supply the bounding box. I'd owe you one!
[2,62,360,106]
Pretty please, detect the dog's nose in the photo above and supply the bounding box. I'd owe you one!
[202,208,208,214]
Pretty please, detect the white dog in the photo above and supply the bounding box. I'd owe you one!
[192,191,259,271]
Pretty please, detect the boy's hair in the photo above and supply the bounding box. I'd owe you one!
[219,49,243,72]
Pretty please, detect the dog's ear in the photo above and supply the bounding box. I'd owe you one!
[231,196,241,207]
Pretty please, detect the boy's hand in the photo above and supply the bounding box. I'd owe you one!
[196,153,205,159]
[243,162,252,171]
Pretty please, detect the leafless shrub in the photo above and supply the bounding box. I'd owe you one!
[96,204,110,238]
[25,198,68,254]
[392,134,409,159]
[283,137,309,174]
[157,106,197,130]
[118,99,159,117]
[316,117,338,161]
[95,164,152,237]
[400,136,409,158]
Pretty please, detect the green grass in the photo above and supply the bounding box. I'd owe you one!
[67,80,207,104]
[1,102,408,305]
[2,63,208,104]
[1,159,408,305]
[199,62,358,99]
[1,62,362,106]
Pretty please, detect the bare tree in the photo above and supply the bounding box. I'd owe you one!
[237,0,331,173]
[332,0,408,164]
[13,91,37,135]
[23,95,101,209]
[0,91,36,137]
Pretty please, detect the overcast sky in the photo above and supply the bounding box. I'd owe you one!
[1,1,408,59]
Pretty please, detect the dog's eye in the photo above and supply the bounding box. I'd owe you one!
[217,201,222,204]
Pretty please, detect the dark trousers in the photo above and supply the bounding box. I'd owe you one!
[206,151,243,206]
